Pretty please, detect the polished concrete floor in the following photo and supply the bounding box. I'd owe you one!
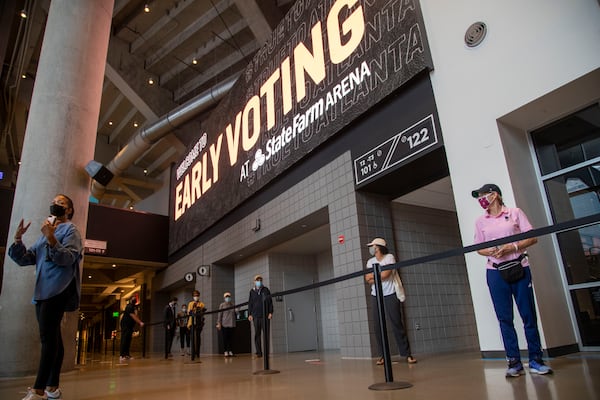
[1,351,599,400]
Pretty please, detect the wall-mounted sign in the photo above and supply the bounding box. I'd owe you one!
[84,239,107,255]
[354,114,438,185]
[197,265,210,277]
[184,272,195,282]
[169,0,433,254]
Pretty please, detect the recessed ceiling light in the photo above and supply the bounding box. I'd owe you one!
[108,121,113,126]
[143,169,148,175]
[20,10,27,18]
[144,4,150,12]
[21,74,26,79]
[133,122,139,127]
[192,58,198,65]
[88,275,92,279]
[148,77,154,85]
[112,264,117,268]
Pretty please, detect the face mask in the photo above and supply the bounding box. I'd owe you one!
[225,296,231,302]
[478,195,491,210]
[255,281,262,288]
[182,308,187,312]
[50,204,66,217]
[193,296,199,302]
[369,246,376,256]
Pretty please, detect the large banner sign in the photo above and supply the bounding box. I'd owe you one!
[170,0,433,254]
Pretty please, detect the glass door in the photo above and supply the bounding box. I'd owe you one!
[531,104,600,347]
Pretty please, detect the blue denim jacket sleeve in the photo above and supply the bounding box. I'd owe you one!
[8,241,37,266]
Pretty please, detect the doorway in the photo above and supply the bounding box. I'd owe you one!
[531,103,600,347]
[284,272,318,352]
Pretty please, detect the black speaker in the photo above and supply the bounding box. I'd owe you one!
[85,160,114,186]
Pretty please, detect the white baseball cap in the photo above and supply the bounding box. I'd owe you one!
[367,238,387,247]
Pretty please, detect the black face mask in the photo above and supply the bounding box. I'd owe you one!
[50,204,66,217]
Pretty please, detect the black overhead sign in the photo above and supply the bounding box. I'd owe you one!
[354,114,438,186]
[169,0,433,254]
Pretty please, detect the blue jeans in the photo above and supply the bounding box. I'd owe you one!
[486,266,543,362]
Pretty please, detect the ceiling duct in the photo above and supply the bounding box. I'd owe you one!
[90,74,239,200]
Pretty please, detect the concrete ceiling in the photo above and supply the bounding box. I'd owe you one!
[1,0,294,208]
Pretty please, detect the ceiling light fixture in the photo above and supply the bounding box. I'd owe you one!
[144,4,150,12]
[143,169,148,175]
[148,77,154,85]
[192,58,198,65]
[108,121,113,126]
[21,74,26,79]
[20,10,27,18]
[133,122,139,127]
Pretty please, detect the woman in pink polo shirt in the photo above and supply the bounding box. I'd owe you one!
[472,183,552,378]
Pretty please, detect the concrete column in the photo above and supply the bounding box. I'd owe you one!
[0,0,113,377]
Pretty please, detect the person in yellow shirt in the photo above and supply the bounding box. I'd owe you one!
[187,289,206,360]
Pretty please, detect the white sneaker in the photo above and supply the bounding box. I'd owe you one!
[45,388,62,399]
[228,351,234,356]
[22,388,45,400]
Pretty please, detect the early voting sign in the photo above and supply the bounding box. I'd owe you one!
[170,0,433,254]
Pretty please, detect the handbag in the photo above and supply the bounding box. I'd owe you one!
[493,254,526,283]
[391,269,406,302]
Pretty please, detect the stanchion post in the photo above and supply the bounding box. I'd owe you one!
[263,297,270,370]
[253,294,279,375]
[372,262,394,382]
[368,262,412,391]
[190,313,196,361]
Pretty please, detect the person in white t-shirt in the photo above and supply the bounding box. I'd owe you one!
[364,237,416,365]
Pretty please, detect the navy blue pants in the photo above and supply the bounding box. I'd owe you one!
[486,266,543,362]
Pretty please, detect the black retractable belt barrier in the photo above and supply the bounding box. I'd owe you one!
[368,263,412,391]
[141,214,600,384]
[253,295,280,375]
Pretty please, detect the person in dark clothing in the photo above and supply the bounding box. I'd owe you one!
[164,297,177,359]
[9,194,83,400]
[247,275,273,357]
[120,297,144,362]
[187,289,206,360]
